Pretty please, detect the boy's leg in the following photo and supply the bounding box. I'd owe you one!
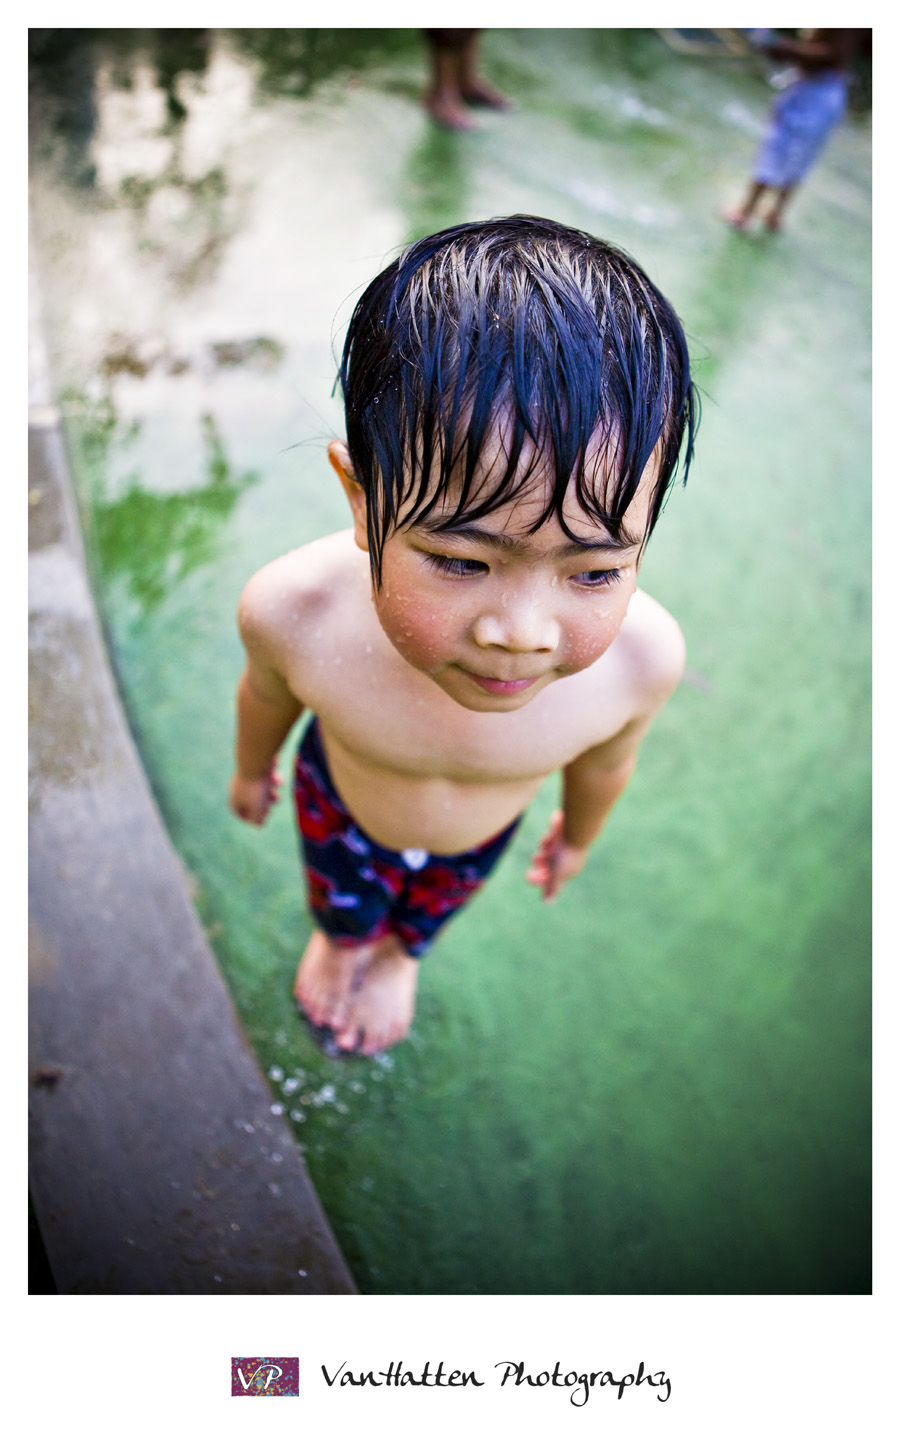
[293,717,417,1052]
[292,724,520,1055]
[295,822,520,1055]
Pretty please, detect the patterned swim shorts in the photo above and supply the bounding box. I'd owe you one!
[293,718,521,956]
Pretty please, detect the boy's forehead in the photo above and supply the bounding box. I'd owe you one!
[401,424,658,548]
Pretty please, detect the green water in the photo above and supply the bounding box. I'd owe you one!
[29,28,871,1293]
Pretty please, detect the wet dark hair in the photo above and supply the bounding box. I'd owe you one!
[338,215,697,584]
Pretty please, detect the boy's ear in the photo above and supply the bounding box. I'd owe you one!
[328,440,368,552]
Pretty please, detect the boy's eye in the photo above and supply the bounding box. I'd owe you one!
[573,567,622,588]
[425,553,488,577]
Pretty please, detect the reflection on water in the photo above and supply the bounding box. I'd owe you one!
[30,28,871,1295]
[82,408,259,615]
[234,27,421,98]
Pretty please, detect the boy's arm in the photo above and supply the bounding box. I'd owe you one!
[525,717,646,902]
[228,581,305,827]
[527,596,686,901]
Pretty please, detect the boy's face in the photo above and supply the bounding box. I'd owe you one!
[331,436,657,715]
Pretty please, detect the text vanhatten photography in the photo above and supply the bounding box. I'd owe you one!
[321,1358,671,1406]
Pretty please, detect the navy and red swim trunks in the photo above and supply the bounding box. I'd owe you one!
[293,718,520,957]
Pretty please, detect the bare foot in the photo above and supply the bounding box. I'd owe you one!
[763,211,783,232]
[294,930,366,1033]
[460,78,511,110]
[424,90,477,131]
[337,937,420,1055]
[294,930,420,1056]
[720,206,749,229]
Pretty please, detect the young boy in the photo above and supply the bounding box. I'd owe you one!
[228,215,697,1057]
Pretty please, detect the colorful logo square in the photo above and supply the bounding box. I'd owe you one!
[231,1358,299,1396]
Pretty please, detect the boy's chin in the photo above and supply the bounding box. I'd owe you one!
[430,666,552,712]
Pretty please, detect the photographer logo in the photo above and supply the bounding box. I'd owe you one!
[231,1358,299,1397]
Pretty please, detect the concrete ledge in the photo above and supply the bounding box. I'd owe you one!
[28,413,356,1294]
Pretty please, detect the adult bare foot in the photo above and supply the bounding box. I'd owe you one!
[720,206,749,229]
[460,77,511,110]
[424,90,477,131]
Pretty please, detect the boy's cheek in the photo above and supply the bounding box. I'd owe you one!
[561,607,631,670]
[373,595,450,668]
[567,624,619,668]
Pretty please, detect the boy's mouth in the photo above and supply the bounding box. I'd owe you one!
[465,672,541,695]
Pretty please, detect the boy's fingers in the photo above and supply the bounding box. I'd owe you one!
[542,859,561,901]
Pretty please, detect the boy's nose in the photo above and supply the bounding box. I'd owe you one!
[472,594,560,654]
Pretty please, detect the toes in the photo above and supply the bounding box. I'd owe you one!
[336,1024,362,1054]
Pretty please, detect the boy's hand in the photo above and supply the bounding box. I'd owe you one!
[525,810,589,902]
[228,766,282,826]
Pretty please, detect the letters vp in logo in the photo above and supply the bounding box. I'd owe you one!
[231,1357,299,1397]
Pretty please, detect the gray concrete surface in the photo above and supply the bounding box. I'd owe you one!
[28,264,356,1294]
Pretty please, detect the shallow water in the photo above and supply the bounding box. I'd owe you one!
[29,28,871,1293]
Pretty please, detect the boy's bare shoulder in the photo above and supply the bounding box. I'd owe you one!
[612,587,686,714]
[237,529,365,659]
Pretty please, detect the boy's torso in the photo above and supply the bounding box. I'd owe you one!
[251,531,679,854]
